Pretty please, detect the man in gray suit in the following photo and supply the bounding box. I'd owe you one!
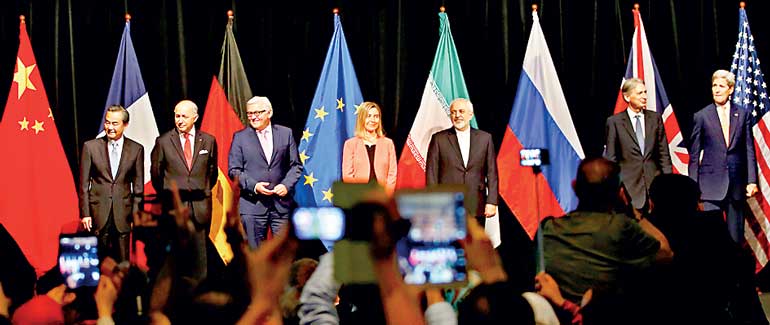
[605,78,672,212]
[426,98,498,226]
[79,105,144,262]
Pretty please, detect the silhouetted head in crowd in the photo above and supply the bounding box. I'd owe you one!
[573,157,621,212]
[648,174,703,252]
[176,279,246,325]
[281,258,318,321]
[458,283,535,325]
[649,174,701,214]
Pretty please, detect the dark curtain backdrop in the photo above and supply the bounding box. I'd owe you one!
[2,0,770,287]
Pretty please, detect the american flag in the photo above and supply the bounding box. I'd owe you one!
[731,6,770,272]
[613,8,689,174]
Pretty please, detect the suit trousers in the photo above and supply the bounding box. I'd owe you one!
[97,209,130,263]
[186,199,209,282]
[704,198,745,244]
[242,207,288,248]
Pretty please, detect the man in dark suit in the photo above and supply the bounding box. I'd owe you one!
[151,100,218,278]
[426,98,498,226]
[605,78,672,212]
[79,105,144,262]
[229,96,302,248]
[689,70,758,244]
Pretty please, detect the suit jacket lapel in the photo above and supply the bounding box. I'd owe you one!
[170,129,187,167]
[705,105,728,149]
[251,128,268,164]
[190,133,204,170]
[115,140,130,179]
[467,129,481,168]
[620,113,642,154]
[728,106,740,150]
[100,137,115,182]
[447,129,465,169]
[269,125,279,167]
[643,111,656,156]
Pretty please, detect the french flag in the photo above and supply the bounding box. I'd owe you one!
[98,19,159,196]
[497,10,584,239]
[612,7,688,175]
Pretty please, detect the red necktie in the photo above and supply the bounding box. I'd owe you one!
[184,133,192,170]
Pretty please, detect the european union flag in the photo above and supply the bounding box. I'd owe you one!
[294,12,364,207]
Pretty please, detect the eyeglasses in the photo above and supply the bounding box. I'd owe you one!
[247,110,269,117]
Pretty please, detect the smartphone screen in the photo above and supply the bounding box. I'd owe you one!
[394,190,468,287]
[58,236,100,289]
[292,207,345,241]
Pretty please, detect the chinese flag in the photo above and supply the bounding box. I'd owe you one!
[0,18,78,274]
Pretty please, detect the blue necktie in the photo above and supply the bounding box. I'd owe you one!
[635,115,645,154]
[110,142,119,179]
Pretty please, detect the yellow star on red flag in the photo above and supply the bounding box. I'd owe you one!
[31,120,44,134]
[13,57,37,99]
[18,117,29,131]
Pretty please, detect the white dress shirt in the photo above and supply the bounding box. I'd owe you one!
[626,108,645,138]
[179,126,196,154]
[716,102,731,145]
[256,123,273,164]
[456,127,471,167]
[108,136,124,179]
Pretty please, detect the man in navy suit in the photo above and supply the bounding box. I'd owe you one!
[605,78,672,212]
[229,96,302,247]
[689,70,758,244]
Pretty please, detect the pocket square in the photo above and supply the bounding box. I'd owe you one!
[199,149,209,155]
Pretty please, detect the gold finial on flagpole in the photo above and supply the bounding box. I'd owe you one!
[440,6,446,13]
[634,3,640,11]
[532,4,538,12]
[20,15,25,23]
[125,13,131,22]
[333,8,339,15]
[227,10,234,19]
[740,2,746,9]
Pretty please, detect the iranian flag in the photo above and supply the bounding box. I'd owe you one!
[395,10,500,245]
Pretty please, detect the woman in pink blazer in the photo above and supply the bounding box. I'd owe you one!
[342,101,398,194]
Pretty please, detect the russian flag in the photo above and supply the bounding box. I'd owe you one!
[497,10,584,239]
[98,19,159,196]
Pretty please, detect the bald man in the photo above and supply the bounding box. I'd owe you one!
[151,100,218,279]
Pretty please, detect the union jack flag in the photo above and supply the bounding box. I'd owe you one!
[613,7,689,175]
[731,6,770,272]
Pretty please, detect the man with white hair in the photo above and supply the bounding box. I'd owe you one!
[229,96,302,247]
[426,98,498,226]
[151,99,219,279]
[689,69,758,244]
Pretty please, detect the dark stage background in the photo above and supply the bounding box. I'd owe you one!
[2,0,770,288]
